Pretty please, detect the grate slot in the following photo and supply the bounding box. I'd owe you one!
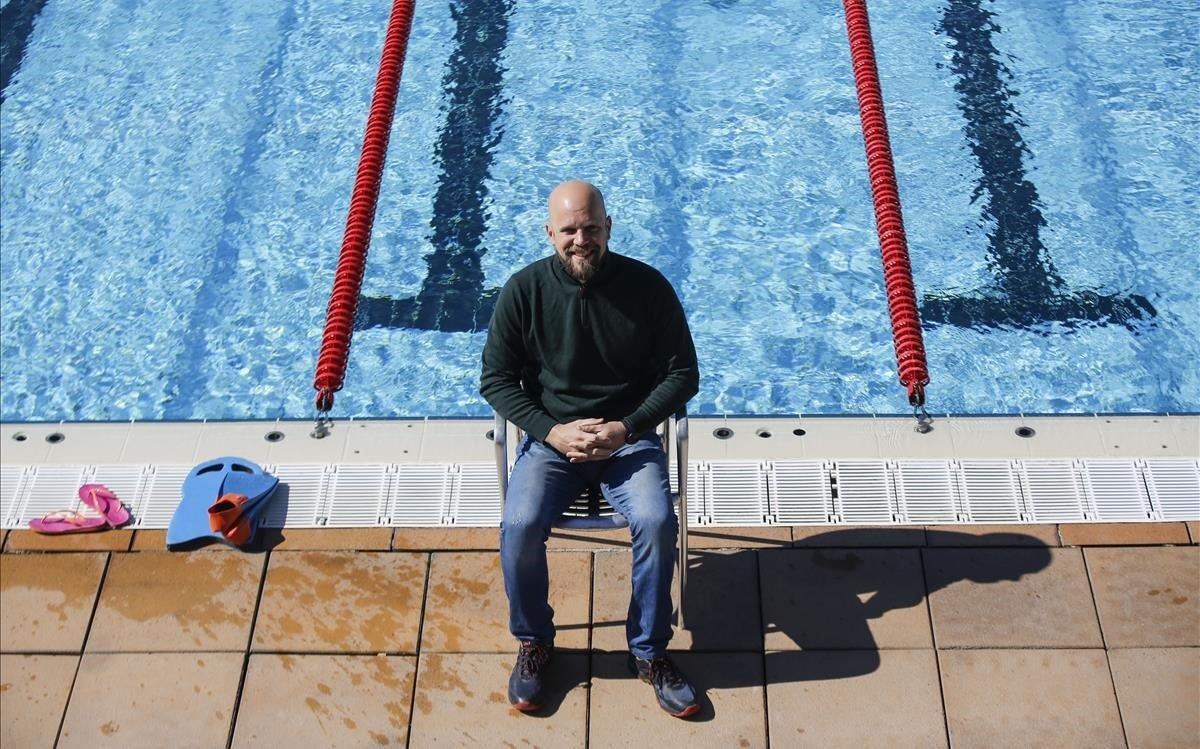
[264,464,329,528]
[835,460,896,524]
[389,464,453,527]
[705,461,769,525]
[325,464,391,527]
[894,460,959,524]
[1,465,31,528]
[1020,460,1090,522]
[1143,459,1200,521]
[957,460,1025,522]
[135,465,191,529]
[13,465,90,527]
[1082,459,1154,521]
[768,460,833,524]
[449,463,502,527]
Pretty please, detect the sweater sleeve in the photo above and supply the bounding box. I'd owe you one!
[479,277,560,442]
[621,278,700,436]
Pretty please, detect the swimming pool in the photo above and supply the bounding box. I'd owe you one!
[1,0,1196,421]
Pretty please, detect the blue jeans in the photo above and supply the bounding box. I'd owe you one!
[500,434,677,660]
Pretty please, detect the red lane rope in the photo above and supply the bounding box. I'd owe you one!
[842,0,930,406]
[313,0,416,414]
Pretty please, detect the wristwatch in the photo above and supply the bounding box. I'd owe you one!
[621,419,638,444]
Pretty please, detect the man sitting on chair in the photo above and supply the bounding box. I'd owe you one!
[480,180,701,717]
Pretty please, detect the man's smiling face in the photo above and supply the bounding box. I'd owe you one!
[546,181,611,283]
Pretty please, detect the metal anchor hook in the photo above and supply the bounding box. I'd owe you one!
[913,404,933,434]
[311,411,334,439]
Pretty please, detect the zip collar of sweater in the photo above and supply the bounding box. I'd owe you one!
[547,249,618,289]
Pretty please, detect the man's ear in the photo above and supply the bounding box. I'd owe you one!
[545,222,554,242]
[605,215,612,237]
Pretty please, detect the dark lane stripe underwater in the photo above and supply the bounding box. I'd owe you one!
[0,0,48,104]
[923,0,1155,331]
[356,0,514,333]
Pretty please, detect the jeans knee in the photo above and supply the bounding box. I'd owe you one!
[501,513,550,553]
[628,505,677,542]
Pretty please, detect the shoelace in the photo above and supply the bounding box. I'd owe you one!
[518,643,550,678]
[647,658,686,688]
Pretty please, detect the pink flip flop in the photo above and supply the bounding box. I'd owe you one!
[77,484,131,529]
[30,510,109,535]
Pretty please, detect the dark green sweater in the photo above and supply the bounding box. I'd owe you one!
[480,251,699,442]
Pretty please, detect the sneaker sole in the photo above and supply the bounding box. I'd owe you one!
[669,703,700,718]
[510,699,541,712]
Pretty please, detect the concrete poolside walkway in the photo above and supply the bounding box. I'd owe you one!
[1,523,1197,748]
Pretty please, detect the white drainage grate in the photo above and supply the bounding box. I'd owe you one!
[834,460,896,524]
[895,460,961,523]
[1082,459,1154,521]
[0,457,1196,530]
[1021,460,1091,522]
[703,461,769,525]
[1144,459,1200,521]
[1,465,30,527]
[958,460,1026,522]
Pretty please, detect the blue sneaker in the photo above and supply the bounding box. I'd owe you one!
[628,654,700,718]
[508,641,553,712]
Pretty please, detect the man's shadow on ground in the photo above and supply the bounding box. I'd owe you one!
[588,527,1052,722]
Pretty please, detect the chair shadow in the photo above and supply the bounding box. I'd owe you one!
[590,528,1053,721]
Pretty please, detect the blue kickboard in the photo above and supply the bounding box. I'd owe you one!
[166,457,278,547]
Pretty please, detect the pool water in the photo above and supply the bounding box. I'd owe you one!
[1,0,1197,421]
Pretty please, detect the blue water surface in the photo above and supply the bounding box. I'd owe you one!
[1,0,1197,421]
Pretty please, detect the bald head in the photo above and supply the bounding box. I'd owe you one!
[545,180,611,283]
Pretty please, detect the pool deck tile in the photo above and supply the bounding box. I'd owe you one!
[88,551,263,652]
[875,416,957,459]
[759,548,932,650]
[945,417,1033,458]
[407,652,588,746]
[924,547,1103,648]
[925,524,1060,546]
[0,552,107,652]
[341,420,425,463]
[591,652,766,747]
[722,417,806,459]
[4,529,133,552]
[766,650,947,749]
[57,652,242,748]
[255,527,393,550]
[420,551,590,652]
[418,419,496,462]
[264,420,351,464]
[592,550,762,652]
[791,526,927,547]
[688,525,792,549]
[393,527,500,551]
[116,421,204,463]
[193,421,274,465]
[1060,522,1192,547]
[1085,546,1200,647]
[789,418,883,458]
[1107,648,1200,749]
[129,529,232,551]
[40,423,131,465]
[252,551,427,653]
[1018,416,1108,458]
[938,649,1125,749]
[546,527,631,550]
[1098,415,1187,458]
[1188,521,1200,544]
[0,654,80,748]
[232,654,416,748]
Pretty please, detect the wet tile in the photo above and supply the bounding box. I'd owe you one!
[420,419,495,462]
[0,553,107,652]
[408,652,587,745]
[592,550,761,652]
[925,524,1059,546]
[4,529,133,552]
[256,528,393,551]
[591,652,765,746]
[119,422,202,463]
[687,526,791,549]
[0,654,79,748]
[790,526,927,547]
[546,527,630,550]
[233,654,415,747]
[1108,648,1200,749]
[88,551,263,652]
[253,551,427,653]
[41,423,131,465]
[759,548,931,650]
[421,552,590,652]
[342,420,424,463]
[766,650,946,748]
[946,417,1032,458]
[392,527,501,551]
[130,529,233,551]
[875,416,956,458]
[1085,546,1200,647]
[939,649,1124,748]
[1059,522,1190,546]
[58,652,242,748]
[924,547,1101,648]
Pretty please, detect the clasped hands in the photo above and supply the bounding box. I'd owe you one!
[546,418,628,463]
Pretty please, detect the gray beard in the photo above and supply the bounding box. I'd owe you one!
[558,251,601,283]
